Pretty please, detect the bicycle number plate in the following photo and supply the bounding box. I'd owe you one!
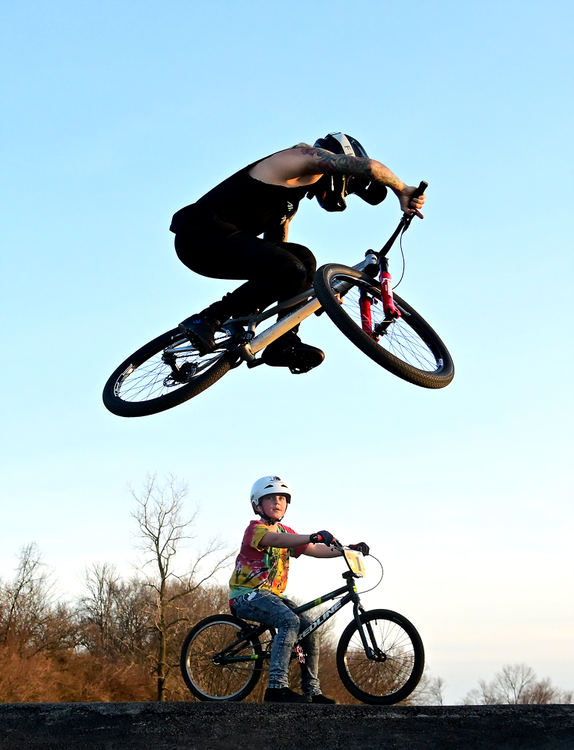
[343,548,366,577]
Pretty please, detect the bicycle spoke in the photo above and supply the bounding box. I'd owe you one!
[314,264,454,388]
[339,612,422,703]
[341,289,438,371]
[345,631,415,694]
[114,336,231,404]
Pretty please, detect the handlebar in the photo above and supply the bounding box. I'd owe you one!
[379,180,427,258]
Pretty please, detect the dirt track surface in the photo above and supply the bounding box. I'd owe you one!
[0,702,572,749]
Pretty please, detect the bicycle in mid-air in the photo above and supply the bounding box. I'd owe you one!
[179,544,424,704]
[103,182,454,417]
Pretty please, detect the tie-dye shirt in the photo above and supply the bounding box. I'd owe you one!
[229,520,307,600]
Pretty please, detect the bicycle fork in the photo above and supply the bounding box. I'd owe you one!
[353,603,385,662]
[359,256,401,340]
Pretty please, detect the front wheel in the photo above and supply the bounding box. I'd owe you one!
[102,327,235,417]
[180,614,263,701]
[314,264,454,388]
[336,608,425,705]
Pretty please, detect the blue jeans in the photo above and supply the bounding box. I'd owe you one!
[232,590,321,695]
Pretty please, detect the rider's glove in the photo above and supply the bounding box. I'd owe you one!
[310,530,335,546]
[349,542,370,557]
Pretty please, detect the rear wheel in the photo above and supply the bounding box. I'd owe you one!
[180,614,263,701]
[314,264,454,388]
[336,608,425,704]
[102,327,235,417]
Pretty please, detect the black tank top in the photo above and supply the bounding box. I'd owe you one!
[170,156,310,237]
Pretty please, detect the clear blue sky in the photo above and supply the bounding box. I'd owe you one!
[1,0,572,703]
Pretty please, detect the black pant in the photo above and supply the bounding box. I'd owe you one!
[175,230,316,320]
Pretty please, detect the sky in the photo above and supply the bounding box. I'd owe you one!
[1,0,572,704]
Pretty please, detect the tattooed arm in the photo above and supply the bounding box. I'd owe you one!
[301,147,405,189]
[301,147,424,216]
[250,147,425,216]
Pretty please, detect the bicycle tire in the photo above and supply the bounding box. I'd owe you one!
[102,327,235,417]
[313,264,454,388]
[180,614,263,701]
[336,608,425,705]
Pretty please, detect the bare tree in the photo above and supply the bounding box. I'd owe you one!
[131,474,232,701]
[77,563,153,658]
[78,563,121,656]
[0,543,75,655]
[411,673,446,705]
[1,543,47,649]
[465,663,572,705]
[523,677,573,705]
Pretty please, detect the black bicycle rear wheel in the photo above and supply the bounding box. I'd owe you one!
[102,327,235,417]
[314,264,454,388]
[180,614,263,701]
[336,608,425,704]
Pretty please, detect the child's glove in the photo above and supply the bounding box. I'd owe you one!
[348,542,370,556]
[310,530,335,546]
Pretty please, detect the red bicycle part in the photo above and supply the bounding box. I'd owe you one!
[359,289,378,340]
[380,270,401,320]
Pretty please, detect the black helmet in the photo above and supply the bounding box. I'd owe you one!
[314,132,370,159]
[312,132,387,211]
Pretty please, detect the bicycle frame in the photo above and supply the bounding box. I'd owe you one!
[163,252,378,367]
[239,253,379,365]
[240,203,418,354]
[219,568,378,667]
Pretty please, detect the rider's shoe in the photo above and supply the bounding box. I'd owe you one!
[305,693,337,704]
[178,313,221,355]
[264,687,307,703]
[261,331,325,375]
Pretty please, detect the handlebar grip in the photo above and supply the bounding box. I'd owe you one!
[413,180,428,198]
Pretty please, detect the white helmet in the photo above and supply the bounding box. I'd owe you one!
[250,475,292,514]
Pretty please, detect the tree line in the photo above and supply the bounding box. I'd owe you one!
[1,476,571,704]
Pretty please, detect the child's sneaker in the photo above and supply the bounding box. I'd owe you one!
[307,693,336,704]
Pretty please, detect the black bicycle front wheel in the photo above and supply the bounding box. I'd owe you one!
[336,608,425,705]
[314,264,454,388]
[102,327,235,417]
[180,614,263,701]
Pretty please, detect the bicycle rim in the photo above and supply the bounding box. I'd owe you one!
[181,618,262,701]
[103,327,234,417]
[337,609,424,704]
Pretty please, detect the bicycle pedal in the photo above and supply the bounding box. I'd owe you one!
[295,645,306,664]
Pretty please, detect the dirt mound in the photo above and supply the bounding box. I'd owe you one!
[0,702,572,749]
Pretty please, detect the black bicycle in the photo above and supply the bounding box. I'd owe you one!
[103,182,454,417]
[179,546,424,705]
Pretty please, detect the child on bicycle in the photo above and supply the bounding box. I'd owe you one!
[229,475,369,703]
[171,132,425,374]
